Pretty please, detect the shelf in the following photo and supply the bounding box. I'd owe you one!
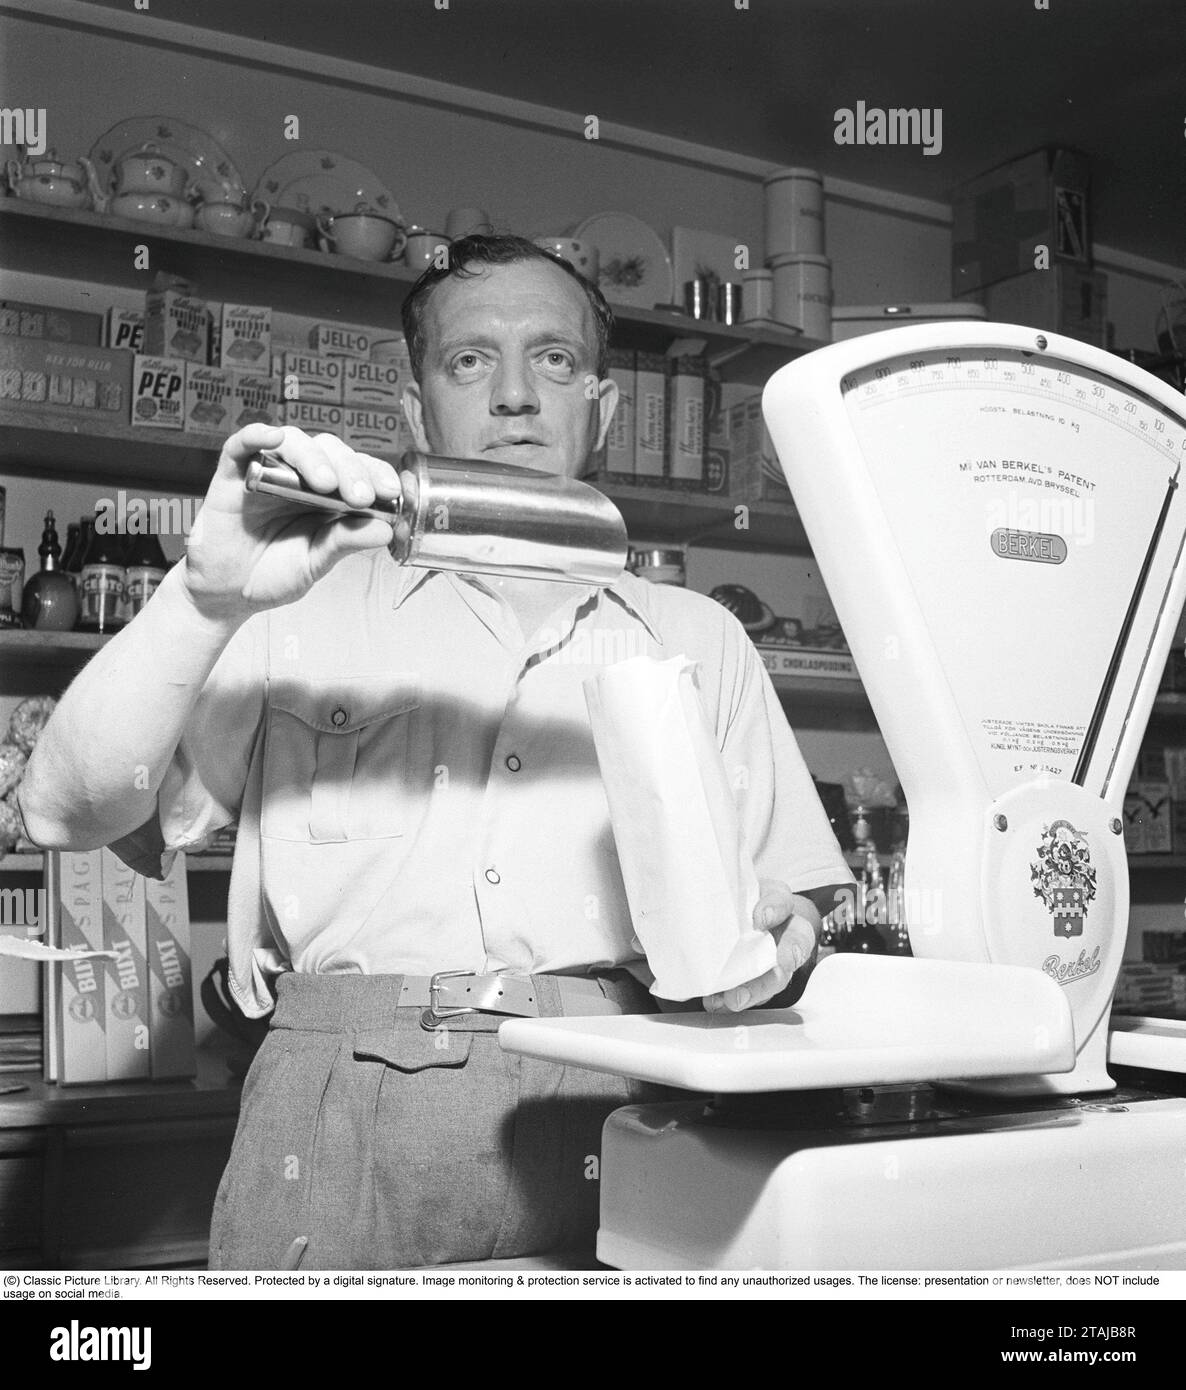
[0,852,233,873]
[1128,855,1186,870]
[598,480,810,552]
[0,629,110,662]
[1150,694,1186,718]
[0,198,823,381]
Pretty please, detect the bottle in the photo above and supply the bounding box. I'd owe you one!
[77,517,125,634]
[846,848,888,954]
[20,510,79,631]
[888,850,911,955]
[122,527,168,620]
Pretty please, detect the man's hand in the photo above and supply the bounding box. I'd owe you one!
[703,880,821,1013]
[180,424,401,623]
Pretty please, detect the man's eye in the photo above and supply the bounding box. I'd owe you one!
[451,352,484,373]
[540,350,574,373]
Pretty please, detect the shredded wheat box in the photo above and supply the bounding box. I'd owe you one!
[131,354,186,429]
[144,284,210,363]
[183,363,235,434]
[50,849,107,1085]
[100,848,150,1080]
[634,351,668,481]
[230,371,279,429]
[217,303,273,371]
[145,854,196,1079]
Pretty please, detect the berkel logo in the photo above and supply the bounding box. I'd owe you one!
[991,528,1067,564]
[1042,945,1102,985]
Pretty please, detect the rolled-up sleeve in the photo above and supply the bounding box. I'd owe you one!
[108,616,266,878]
[715,610,854,897]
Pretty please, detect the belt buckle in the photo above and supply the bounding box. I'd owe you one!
[420,969,480,1031]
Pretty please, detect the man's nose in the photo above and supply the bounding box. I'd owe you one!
[490,359,540,414]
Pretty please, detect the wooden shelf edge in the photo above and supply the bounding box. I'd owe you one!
[1,852,234,873]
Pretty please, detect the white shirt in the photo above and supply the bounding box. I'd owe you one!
[118,551,852,1017]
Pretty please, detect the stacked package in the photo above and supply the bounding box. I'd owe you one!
[1113,961,1186,1017]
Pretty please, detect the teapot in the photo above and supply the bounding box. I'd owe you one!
[111,143,189,199]
[6,147,101,210]
[195,195,270,240]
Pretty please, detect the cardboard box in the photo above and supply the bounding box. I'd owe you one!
[0,337,131,421]
[217,303,272,371]
[1125,781,1172,855]
[634,351,667,481]
[283,399,345,434]
[100,849,150,1081]
[952,147,1092,295]
[582,349,635,481]
[144,853,195,1080]
[131,354,186,429]
[308,321,372,360]
[343,405,402,455]
[734,396,792,503]
[184,364,235,434]
[343,358,403,408]
[49,850,107,1085]
[103,307,144,353]
[980,266,1108,347]
[666,356,707,490]
[277,350,343,404]
[757,646,860,681]
[704,378,733,496]
[230,371,279,429]
[0,300,103,345]
[144,282,210,363]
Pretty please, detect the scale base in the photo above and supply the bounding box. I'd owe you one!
[598,1088,1186,1270]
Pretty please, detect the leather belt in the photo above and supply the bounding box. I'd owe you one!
[401,970,624,1030]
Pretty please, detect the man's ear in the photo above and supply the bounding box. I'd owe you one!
[593,375,620,453]
[402,382,430,453]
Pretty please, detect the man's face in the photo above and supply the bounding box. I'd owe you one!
[402,258,618,478]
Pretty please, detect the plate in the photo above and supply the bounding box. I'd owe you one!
[89,116,245,203]
[573,212,674,308]
[253,149,402,221]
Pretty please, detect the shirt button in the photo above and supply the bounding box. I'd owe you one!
[485,868,501,885]
[331,707,348,728]
[505,754,522,772]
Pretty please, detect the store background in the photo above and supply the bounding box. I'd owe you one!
[2,0,1185,1022]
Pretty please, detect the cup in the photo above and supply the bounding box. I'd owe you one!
[445,206,493,240]
[404,227,451,269]
[259,205,315,247]
[317,210,407,261]
[742,269,774,321]
[532,235,599,281]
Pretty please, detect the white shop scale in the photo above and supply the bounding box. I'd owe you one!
[500,323,1186,1269]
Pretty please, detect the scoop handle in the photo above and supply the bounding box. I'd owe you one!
[244,450,404,523]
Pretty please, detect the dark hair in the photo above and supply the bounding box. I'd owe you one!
[400,233,615,381]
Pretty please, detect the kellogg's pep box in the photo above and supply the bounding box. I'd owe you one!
[131,354,185,428]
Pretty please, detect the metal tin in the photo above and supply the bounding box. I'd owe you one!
[245,450,628,586]
[718,282,742,326]
[629,546,686,586]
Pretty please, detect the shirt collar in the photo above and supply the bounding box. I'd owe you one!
[390,561,665,645]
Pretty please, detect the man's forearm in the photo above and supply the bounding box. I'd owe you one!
[19,564,246,850]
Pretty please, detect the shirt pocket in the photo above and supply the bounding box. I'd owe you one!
[261,674,422,843]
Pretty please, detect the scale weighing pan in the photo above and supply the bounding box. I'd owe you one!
[502,323,1186,1099]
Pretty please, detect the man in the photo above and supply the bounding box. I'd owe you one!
[19,235,853,1269]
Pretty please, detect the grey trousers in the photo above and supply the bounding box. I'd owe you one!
[207,971,663,1270]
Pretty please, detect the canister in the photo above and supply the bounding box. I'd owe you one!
[763,166,825,257]
[742,269,773,322]
[629,547,686,586]
[770,253,833,341]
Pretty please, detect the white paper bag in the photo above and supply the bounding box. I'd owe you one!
[584,654,776,1000]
